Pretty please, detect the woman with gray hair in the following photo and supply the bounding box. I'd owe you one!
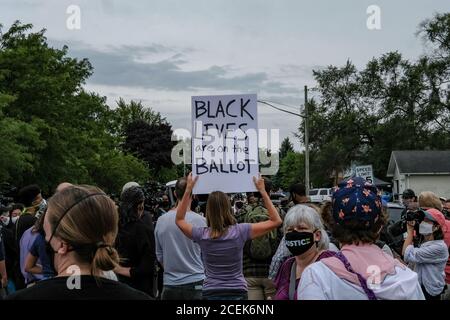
[272,205,335,300]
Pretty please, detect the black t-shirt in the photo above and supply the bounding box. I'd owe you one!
[116,220,156,296]
[14,213,37,245]
[7,275,152,300]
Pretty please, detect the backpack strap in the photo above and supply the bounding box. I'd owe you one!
[334,251,377,300]
[289,260,297,300]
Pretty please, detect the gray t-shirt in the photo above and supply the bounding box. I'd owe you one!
[192,223,252,292]
[155,210,206,286]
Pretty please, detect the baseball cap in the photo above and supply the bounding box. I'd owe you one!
[423,208,447,230]
[402,189,416,199]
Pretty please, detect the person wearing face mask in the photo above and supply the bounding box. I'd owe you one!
[268,203,338,281]
[273,205,334,300]
[402,208,449,300]
[6,185,151,300]
[10,185,44,290]
[115,186,157,297]
[297,177,424,300]
[0,204,24,294]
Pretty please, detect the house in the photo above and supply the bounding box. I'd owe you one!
[387,150,450,200]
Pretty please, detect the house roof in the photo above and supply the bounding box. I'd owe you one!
[373,177,391,187]
[387,150,450,176]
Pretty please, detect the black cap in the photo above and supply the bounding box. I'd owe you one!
[402,189,416,198]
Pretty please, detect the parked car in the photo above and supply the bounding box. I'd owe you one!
[309,188,333,203]
[270,192,287,206]
[165,180,177,206]
[385,202,405,223]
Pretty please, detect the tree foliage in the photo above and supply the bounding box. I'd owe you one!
[0,21,152,193]
[299,13,450,186]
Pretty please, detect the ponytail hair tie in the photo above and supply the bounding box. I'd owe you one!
[96,241,114,255]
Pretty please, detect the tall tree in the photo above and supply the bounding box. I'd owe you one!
[123,119,175,179]
[279,137,294,160]
[299,13,450,186]
[278,151,305,190]
[0,21,149,193]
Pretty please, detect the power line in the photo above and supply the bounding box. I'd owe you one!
[260,99,300,111]
[257,100,304,118]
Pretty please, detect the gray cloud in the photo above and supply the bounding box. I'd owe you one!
[48,40,299,93]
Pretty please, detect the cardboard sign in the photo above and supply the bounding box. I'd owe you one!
[191,94,259,194]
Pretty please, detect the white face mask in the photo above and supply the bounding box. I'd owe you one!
[419,222,434,235]
[0,216,19,225]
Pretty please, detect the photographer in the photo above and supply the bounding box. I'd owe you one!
[402,208,449,300]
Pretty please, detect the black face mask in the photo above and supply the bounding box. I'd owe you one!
[285,230,316,256]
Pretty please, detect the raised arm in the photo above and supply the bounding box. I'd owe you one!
[175,173,198,239]
[250,175,282,239]
[402,221,415,257]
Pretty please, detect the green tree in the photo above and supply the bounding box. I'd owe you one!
[0,21,150,193]
[0,93,45,184]
[279,137,294,160]
[110,98,166,139]
[300,13,450,185]
[278,151,305,190]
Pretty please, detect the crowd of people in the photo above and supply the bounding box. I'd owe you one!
[0,174,449,300]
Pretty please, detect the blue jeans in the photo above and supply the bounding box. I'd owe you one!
[161,280,203,300]
[203,292,248,300]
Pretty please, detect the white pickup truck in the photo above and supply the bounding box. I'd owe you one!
[309,188,333,203]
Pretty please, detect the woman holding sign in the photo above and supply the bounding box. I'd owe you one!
[176,173,282,300]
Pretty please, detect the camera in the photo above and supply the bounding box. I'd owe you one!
[388,209,425,237]
[0,182,17,213]
[141,181,167,214]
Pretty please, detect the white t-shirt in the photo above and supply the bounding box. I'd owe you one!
[297,261,425,300]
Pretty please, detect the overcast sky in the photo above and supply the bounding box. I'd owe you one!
[1,0,449,150]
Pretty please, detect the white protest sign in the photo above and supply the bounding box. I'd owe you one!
[191,94,259,194]
[355,165,374,184]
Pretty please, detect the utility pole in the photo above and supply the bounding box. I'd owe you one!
[304,85,310,195]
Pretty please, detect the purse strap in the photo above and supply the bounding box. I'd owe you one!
[334,251,377,300]
[288,260,297,300]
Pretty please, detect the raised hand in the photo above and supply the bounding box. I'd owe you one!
[253,174,266,194]
[186,172,199,191]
